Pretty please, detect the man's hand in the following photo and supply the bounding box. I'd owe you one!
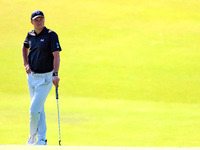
[25,64,31,74]
[52,76,60,87]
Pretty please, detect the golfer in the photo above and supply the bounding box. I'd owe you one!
[22,10,62,145]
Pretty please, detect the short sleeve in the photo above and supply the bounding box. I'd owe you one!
[23,34,29,48]
[50,32,62,52]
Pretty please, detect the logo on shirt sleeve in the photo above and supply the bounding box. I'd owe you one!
[56,42,60,48]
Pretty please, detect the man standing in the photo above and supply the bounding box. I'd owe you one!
[22,10,62,145]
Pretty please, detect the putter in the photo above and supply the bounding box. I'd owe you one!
[56,86,61,146]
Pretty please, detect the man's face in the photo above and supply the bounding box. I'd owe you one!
[31,17,45,30]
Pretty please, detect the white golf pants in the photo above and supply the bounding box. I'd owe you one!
[27,71,53,140]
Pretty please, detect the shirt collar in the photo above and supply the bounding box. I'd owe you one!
[34,26,47,36]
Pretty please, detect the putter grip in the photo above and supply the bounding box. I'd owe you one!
[56,87,59,99]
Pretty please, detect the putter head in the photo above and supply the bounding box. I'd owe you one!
[59,140,61,146]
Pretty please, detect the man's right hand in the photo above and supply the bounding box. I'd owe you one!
[25,64,31,74]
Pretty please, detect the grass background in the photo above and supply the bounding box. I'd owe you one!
[0,0,200,147]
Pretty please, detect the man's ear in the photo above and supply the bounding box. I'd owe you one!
[30,20,33,24]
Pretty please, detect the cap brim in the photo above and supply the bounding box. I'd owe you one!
[32,15,44,20]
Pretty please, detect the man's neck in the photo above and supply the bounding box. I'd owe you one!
[34,27,44,35]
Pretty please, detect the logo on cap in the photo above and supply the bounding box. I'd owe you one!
[31,10,44,20]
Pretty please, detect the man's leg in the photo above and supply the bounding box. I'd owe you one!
[27,74,36,145]
[30,82,52,138]
[37,106,47,140]
[27,72,53,145]
[36,72,53,142]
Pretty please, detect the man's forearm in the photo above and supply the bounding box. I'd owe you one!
[22,45,31,74]
[22,45,29,66]
[53,51,60,73]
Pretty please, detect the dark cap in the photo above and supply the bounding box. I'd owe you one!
[31,10,44,20]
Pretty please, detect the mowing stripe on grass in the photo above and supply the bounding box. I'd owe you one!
[0,146,200,150]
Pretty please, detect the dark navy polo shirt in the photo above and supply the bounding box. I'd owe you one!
[23,27,62,73]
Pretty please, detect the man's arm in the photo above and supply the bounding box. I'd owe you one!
[22,45,31,74]
[52,51,60,87]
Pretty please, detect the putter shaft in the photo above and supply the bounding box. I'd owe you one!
[56,87,61,146]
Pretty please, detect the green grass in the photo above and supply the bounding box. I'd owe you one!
[0,0,200,147]
[1,146,199,150]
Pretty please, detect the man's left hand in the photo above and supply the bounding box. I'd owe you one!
[52,76,60,87]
